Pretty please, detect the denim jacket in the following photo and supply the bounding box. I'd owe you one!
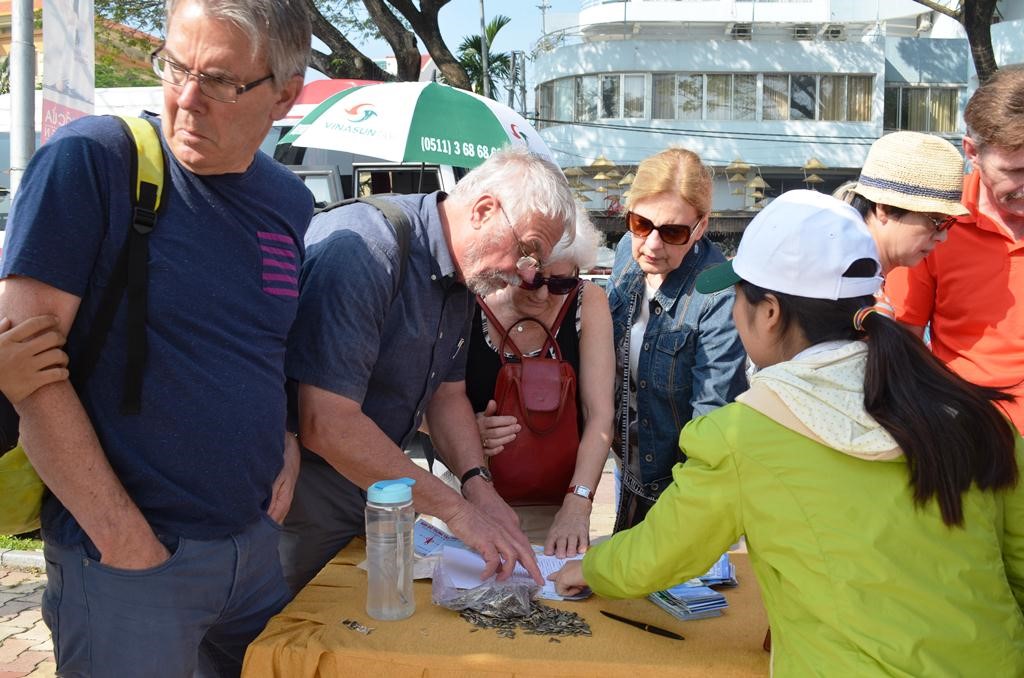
[608,234,747,500]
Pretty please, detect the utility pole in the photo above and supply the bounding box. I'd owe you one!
[479,0,489,99]
[538,1,551,35]
[10,0,36,197]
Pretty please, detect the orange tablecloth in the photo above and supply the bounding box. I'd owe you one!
[243,540,770,678]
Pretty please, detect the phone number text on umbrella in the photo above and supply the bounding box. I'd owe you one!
[420,136,499,160]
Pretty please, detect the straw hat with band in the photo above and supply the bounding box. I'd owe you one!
[852,131,969,217]
[697,190,883,300]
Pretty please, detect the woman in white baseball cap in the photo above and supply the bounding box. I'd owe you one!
[551,190,1023,677]
[845,130,969,273]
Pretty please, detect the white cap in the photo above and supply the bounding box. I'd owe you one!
[696,190,883,300]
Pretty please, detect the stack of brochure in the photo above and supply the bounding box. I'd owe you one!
[647,553,737,620]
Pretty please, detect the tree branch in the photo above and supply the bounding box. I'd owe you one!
[362,0,420,81]
[911,0,962,20]
[304,0,392,81]
[386,0,470,89]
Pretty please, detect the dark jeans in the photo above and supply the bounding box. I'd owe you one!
[41,513,289,678]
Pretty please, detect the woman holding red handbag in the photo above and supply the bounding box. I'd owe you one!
[464,213,615,558]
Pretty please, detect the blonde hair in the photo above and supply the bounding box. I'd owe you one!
[626,148,712,216]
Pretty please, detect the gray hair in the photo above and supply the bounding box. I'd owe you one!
[450,145,577,244]
[548,208,603,271]
[165,0,311,86]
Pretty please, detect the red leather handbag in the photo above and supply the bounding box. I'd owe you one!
[477,288,581,506]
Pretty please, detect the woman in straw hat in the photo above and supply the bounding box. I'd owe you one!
[845,131,969,274]
[551,190,1023,677]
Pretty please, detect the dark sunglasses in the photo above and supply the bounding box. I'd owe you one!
[924,214,957,232]
[519,275,580,295]
[626,211,697,246]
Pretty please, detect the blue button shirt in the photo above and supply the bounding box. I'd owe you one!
[286,192,474,447]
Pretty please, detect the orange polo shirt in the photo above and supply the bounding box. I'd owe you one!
[885,171,1024,434]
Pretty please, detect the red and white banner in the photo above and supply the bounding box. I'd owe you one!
[41,0,94,143]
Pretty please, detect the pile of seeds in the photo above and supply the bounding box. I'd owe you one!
[460,601,591,639]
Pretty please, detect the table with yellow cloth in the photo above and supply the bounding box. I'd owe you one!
[243,539,769,678]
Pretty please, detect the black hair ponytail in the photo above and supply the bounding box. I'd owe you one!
[738,280,1018,527]
[859,311,1017,526]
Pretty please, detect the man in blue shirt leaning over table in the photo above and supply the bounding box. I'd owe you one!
[281,146,577,591]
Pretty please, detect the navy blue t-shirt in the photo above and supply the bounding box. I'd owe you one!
[0,114,314,544]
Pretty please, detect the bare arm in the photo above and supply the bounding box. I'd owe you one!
[300,382,542,583]
[546,283,616,557]
[0,276,167,569]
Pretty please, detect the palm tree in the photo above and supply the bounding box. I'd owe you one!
[457,15,513,99]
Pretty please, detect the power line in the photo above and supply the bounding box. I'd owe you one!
[530,117,880,145]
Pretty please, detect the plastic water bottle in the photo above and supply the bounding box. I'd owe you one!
[365,477,416,620]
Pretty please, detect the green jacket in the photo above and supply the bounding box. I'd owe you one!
[584,373,1024,676]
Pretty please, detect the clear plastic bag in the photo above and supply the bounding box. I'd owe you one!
[430,556,539,618]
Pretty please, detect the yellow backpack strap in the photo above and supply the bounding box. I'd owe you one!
[116,114,165,214]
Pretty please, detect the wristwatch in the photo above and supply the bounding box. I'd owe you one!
[460,466,492,495]
[567,484,594,501]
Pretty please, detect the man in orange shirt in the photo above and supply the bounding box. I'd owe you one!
[886,66,1024,434]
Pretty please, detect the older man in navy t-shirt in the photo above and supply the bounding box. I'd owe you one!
[0,1,312,675]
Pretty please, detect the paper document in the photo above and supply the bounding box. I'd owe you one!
[441,545,589,601]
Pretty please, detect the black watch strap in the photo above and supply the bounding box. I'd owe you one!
[459,465,492,490]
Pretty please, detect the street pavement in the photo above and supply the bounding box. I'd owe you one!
[0,465,619,677]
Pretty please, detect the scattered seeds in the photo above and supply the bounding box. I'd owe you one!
[459,601,591,639]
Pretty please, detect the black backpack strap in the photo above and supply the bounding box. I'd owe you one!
[356,195,411,291]
[316,195,412,294]
[73,116,165,415]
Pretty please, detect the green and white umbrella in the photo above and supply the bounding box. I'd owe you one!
[280,81,554,169]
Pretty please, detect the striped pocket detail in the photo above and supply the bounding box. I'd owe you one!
[258,231,299,298]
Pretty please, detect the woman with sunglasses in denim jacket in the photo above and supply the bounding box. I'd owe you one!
[465,213,615,557]
[607,148,747,530]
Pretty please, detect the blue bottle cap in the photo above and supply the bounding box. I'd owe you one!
[367,477,416,504]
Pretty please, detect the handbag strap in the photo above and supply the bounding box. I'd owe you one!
[475,282,581,364]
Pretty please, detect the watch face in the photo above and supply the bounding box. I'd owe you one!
[479,466,493,482]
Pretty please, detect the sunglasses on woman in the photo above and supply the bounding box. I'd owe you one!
[625,211,698,246]
[924,214,957,232]
[519,274,580,295]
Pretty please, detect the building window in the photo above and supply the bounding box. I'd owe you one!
[706,74,732,120]
[553,78,574,123]
[884,86,960,133]
[576,75,599,122]
[847,76,873,122]
[818,75,846,121]
[539,72,876,125]
[734,74,757,120]
[790,74,817,120]
[763,74,789,120]
[600,75,620,118]
[623,74,646,118]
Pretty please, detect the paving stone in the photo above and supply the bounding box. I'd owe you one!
[9,593,39,608]
[26,639,50,654]
[25,660,56,678]
[0,613,38,633]
[0,604,35,627]
[1,652,52,674]
[11,623,48,643]
[0,638,33,664]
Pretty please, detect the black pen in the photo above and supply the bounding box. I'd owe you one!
[600,610,685,640]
